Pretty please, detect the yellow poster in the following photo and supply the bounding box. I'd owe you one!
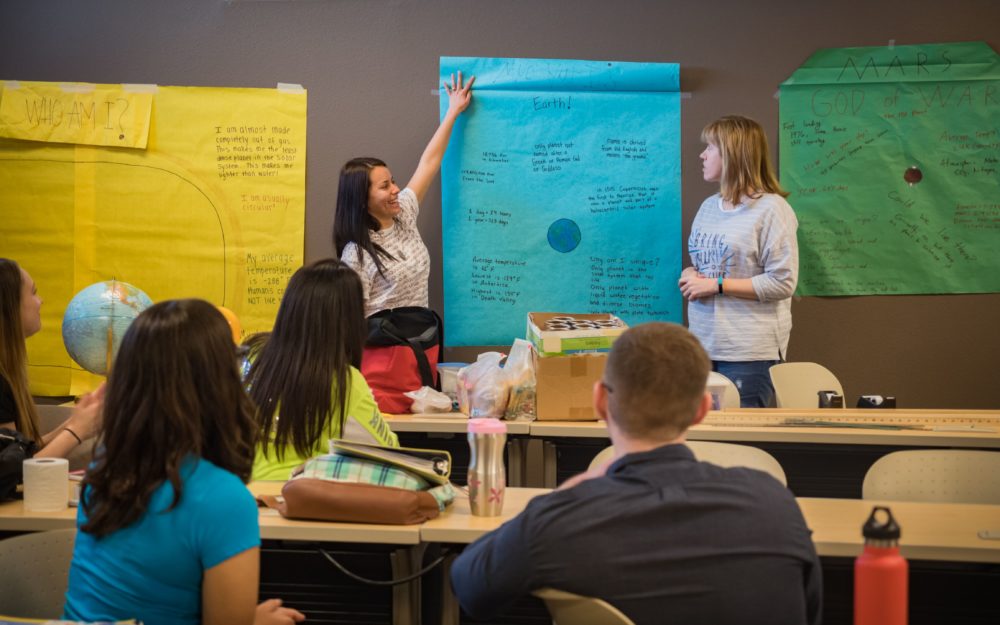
[0,81,307,395]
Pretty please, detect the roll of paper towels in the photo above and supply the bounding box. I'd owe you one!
[23,457,69,511]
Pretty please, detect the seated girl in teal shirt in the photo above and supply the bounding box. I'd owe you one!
[63,299,304,625]
[245,259,398,481]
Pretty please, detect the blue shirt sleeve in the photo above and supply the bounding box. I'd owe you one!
[190,466,261,570]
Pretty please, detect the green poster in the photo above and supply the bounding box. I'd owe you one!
[779,42,999,295]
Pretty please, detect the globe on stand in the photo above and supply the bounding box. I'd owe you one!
[62,280,153,375]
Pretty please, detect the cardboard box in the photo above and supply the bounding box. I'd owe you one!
[528,312,627,421]
[535,352,607,421]
[527,312,626,357]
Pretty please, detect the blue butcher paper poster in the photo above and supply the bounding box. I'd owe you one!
[440,56,682,346]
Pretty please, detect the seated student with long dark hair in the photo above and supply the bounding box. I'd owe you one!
[63,299,305,625]
[0,257,103,458]
[245,258,398,481]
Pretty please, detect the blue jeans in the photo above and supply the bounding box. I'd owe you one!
[713,360,779,408]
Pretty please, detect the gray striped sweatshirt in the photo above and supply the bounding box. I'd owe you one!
[687,193,799,361]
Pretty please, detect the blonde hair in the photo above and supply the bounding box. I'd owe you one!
[701,115,788,204]
[0,258,42,444]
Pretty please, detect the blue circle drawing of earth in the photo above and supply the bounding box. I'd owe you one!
[62,280,153,376]
[547,218,581,253]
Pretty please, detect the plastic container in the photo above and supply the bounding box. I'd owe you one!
[436,362,467,401]
[706,381,727,411]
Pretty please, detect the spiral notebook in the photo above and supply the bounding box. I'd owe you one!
[328,439,452,485]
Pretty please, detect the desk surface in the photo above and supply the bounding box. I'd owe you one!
[419,487,549,544]
[421,488,1000,564]
[3,484,997,563]
[39,405,1000,445]
[529,408,1000,447]
[385,413,532,434]
[0,482,421,545]
[798,497,1000,563]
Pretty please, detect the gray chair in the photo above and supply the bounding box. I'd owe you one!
[35,404,93,471]
[35,404,74,434]
[589,441,787,486]
[588,445,616,472]
[687,441,788,486]
[533,588,636,625]
[862,450,1000,504]
[769,362,844,409]
[0,528,77,619]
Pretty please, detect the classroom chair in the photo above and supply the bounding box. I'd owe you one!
[588,445,616,471]
[533,588,636,625]
[862,449,1000,504]
[706,371,740,410]
[0,528,77,619]
[35,403,74,434]
[769,362,845,409]
[588,441,787,486]
[35,404,94,472]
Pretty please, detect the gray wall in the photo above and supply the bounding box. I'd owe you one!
[2,0,998,408]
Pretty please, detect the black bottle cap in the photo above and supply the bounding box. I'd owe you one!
[863,506,901,541]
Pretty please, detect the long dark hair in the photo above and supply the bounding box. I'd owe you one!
[81,299,257,538]
[0,258,41,444]
[245,259,366,460]
[332,157,396,276]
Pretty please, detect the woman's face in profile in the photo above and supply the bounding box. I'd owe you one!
[700,142,722,183]
[367,166,401,227]
[19,267,42,338]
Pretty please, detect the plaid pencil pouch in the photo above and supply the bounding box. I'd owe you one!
[292,453,455,510]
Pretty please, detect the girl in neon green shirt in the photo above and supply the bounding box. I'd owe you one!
[245,259,398,481]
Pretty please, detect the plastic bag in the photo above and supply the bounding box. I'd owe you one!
[404,386,454,414]
[504,339,536,420]
[457,352,510,418]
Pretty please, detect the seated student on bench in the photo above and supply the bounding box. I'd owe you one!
[450,322,822,625]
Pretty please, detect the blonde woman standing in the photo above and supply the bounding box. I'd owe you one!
[678,116,798,408]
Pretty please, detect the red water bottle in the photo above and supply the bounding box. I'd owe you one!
[855,506,908,625]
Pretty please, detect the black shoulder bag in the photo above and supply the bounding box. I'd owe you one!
[0,427,39,500]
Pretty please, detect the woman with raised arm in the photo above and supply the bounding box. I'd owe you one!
[334,72,474,317]
[678,116,799,408]
[0,257,102,459]
[63,299,304,625]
